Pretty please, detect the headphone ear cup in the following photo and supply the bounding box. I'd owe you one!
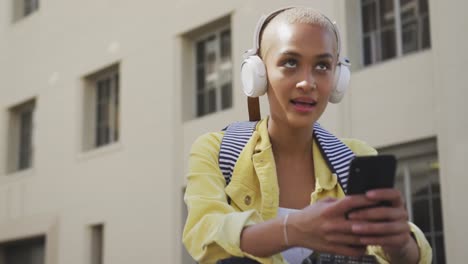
[241,55,268,97]
[329,63,351,103]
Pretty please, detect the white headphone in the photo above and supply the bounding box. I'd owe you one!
[240,7,351,103]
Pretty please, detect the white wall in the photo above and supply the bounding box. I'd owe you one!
[349,51,435,147]
[430,0,468,263]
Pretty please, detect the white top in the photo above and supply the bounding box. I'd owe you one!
[278,207,313,264]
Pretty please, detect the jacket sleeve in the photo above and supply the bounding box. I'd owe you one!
[182,133,266,264]
[345,139,433,263]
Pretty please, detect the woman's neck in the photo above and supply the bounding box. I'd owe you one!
[267,117,314,158]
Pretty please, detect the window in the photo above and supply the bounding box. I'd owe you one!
[6,99,35,173]
[379,138,445,264]
[195,27,232,117]
[0,236,45,264]
[90,224,104,264]
[361,0,431,65]
[83,64,120,151]
[23,0,39,16]
[13,0,39,21]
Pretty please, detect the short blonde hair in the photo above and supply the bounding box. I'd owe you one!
[260,7,338,56]
[273,7,335,33]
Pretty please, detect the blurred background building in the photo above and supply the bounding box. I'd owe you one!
[0,0,467,263]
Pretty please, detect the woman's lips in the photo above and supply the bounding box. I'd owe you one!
[290,98,317,113]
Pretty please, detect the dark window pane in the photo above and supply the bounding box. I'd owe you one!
[220,30,231,60]
[91,225,104,264]
[363,36,373,65]
[402,20,418,54]
[205,41,216,75]
[221,82,232,109]
[96,125,110,147]
[114,74,119,106]
[400,0,413,5]
[207,89,216,114]
[419,0,429,13]
[400,0,417,22]
[379,0,394,27]
[105,79,111,97]
[433,196,443,231]
[96,126,103,146]
[196,67,205,91]
[435,234,446,264]
[95,77,113,147]
[4,236,45,264]
[362,1,377,33]
[219,68,232,86]
[412,198,430,232]
[196,92,205,117]
[18,110,33,170]
[24,0,39,16]
[380,28,396,60]
[196,41,205,65]
[97,102,108,126]
[113,74,119,141]
[422,15,431,49]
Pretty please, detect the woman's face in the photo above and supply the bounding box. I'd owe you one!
[262,22,338,129]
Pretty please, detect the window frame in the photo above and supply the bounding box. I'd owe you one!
[0,235,46,264]
[378,138,445,264]
[82,64,120,152]
[23,0,39,17]
[6,99,36,173]
[12,0,39,21]
[94,70,119,148]
[89,224,104,264]
[360,0,431,66]
[192,25,233,118]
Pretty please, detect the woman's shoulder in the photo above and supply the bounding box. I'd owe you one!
[340,138,378,156]
[190,131,225,154]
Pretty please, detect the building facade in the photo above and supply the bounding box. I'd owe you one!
[0,0,467,263]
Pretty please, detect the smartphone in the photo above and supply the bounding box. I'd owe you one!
[347,155,397,195]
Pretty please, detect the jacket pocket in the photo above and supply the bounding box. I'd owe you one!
[225,183,258,212]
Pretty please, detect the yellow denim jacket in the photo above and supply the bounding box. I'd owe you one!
[183,118,432,264]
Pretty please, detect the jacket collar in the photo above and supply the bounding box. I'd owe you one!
[312,123,355,193]
[253,118,355,194]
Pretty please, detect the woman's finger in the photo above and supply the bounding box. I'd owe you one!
[325,233,365,246]
[326,195,376,217]
[359,233,411,247]
[351,221,410,236]
[347,206,408,221]
[366,188,404,207]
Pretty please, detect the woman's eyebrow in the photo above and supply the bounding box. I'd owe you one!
[278,51,334,60]
[279,50,301,57]
[316,53,334,60]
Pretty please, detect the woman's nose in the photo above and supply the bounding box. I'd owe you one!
[296,73,317,92]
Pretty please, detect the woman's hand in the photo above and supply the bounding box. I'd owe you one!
[287,196,377,257]
[346,188,420,263]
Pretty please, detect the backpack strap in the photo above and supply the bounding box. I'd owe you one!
[218,121,258,185]
[218,121,355,194]
[312,123,355,194]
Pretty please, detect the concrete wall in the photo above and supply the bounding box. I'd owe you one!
[429,0,468,263]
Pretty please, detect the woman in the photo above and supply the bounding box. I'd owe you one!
[183,7,431,264]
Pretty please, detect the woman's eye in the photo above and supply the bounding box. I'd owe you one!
[284,59,297,68]
[315,63,330,72]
